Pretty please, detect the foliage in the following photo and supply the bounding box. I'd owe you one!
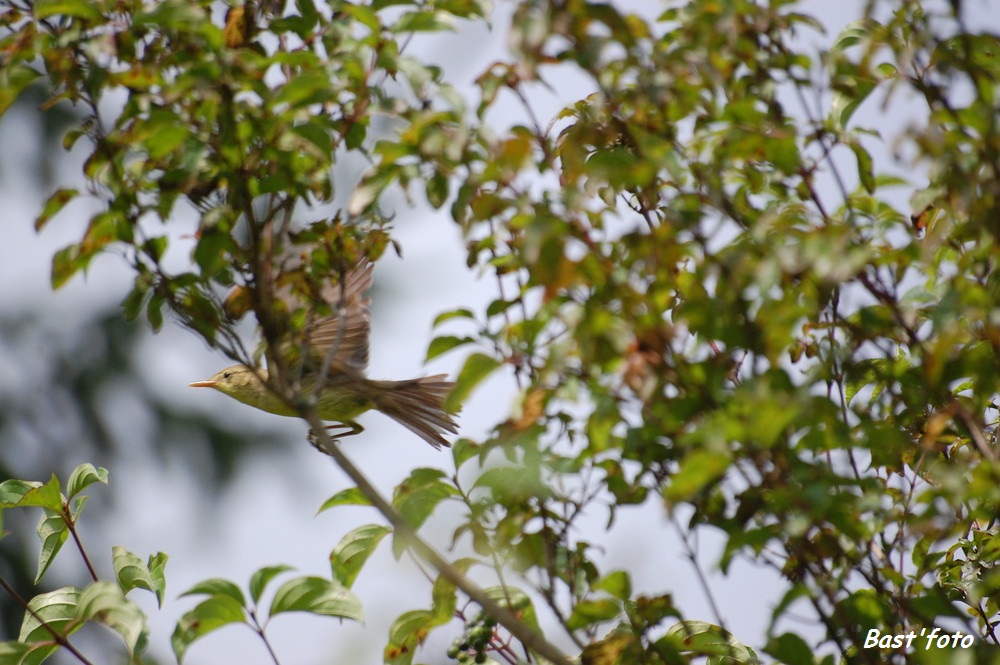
[0,464,363,664]
[0,309,293,641]
[0,464,156,664]
[2,0,1000,664]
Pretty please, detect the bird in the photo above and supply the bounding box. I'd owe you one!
[189,260,458,449]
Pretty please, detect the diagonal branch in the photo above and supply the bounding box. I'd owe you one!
[304,410,574,665]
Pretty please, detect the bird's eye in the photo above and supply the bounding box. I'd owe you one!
[223,371,232,379]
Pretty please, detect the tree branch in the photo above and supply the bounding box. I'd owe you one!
[304,411,574,665]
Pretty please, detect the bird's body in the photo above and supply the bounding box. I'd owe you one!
[190,260,458,449]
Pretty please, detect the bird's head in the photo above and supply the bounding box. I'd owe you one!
[189,365,265,398]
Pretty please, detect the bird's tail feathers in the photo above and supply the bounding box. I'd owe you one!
[372,375,458,449]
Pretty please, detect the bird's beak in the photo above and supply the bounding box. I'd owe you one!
[188,380,217,388]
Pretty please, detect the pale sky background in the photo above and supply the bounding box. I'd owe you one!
[1,1,998,664]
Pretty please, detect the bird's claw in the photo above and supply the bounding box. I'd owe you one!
[308,422,365,454]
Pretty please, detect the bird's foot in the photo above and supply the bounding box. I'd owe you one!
[308,422,365,454]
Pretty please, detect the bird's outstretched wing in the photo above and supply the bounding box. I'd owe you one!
[304,260,373,373]
[224,246,374,374]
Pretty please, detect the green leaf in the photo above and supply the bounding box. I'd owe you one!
[122,276,152,322]
[82,210,131,254]
[432,308,475,326]
[329,525,391,589]
[392,469,459,552]
[348,164,399,216]
[51,243,85,289]
[19,586,82,646]
[426,335,475,361]
[450,438,481,469]
[763,134,801,175]
[134,0,208,31]
[385,609,434,665]
[482,585,539,628]
[829,87,873,132]
[268,576,363,621]
[345,118,368,150]
[444,352,501,412]
[142,236,168,263]
[0,641,33,662]
[146,289,165,330]
[172,595,247,664]
[291,121,334,155]
[294,0,319,26]
[764,632,814,665]
[113,546,168,607]
[343,3,379,30]
[0,64,42,119]
[425,172,449,208]
[662,449,730,503]
[660,621,759,663]
[249,565,294,605]
[0,480,42,508]
[192,227,231,275]
[62,128,86,151]
[933,34,1000,78]
[0,474,63,511]
[473,466,550,503]
[33,0,102,20]
[35,510,69,584]
[582,631,640,665]
[486,297,518,317]
[849,140,875,194]
[179,578,246,606]
[594,570,632,601]
[148,552,168,604]
[70,492,89,518]
[317,487,373,514]
[66,464,108,499]
[77,581,148,657]
[143,119,187,159]
[391,9,456,33]
[567,598,621,630]
[829,20,871,54]
[273,72,334,108]
[828,52,880,133]
[429,560,472,624]
[35,189,78,231]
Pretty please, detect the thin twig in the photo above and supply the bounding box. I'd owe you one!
[669,513,728,634]
[249,609,283,665]
[63,506,99,582]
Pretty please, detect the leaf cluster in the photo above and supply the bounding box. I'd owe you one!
[0,463,374,665]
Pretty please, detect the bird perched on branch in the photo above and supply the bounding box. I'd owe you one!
[189,260,458,449]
